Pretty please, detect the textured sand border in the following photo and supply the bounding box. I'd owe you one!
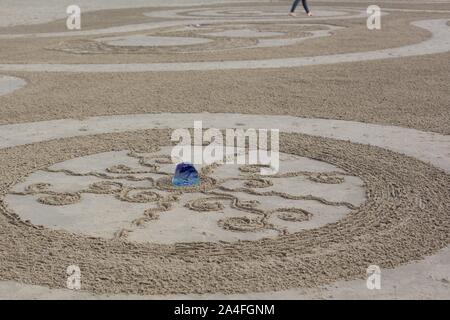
[2,245,449,299]
[0,19,447,73]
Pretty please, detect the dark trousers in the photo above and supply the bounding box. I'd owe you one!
[290,0,310,13]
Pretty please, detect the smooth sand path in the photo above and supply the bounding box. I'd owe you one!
[0,75,26,96]
[1,113,449,173]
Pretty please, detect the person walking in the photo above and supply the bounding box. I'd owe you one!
[289,0,312,17]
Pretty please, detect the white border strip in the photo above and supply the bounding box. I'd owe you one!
[1,113,449,173]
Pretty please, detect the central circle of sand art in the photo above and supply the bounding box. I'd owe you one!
[0,123,448,295]
[5,147,366,243]
[51,23,340,54]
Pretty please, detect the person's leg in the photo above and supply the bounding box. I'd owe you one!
[302,0,310,14]
[289,0,312,16]
[290,0,301,13]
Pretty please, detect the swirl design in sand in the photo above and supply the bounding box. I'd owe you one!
[6,146,365,243]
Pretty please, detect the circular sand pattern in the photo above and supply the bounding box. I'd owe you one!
[50,23,339,55]
[5,147,365,243]
[0,127,448,295]
[1,19,448,72]
[96,35,212,47]
[0,75,26,96]
[202,29,285,38]
[2,5,450,73]
[0,6,366,40]
[41,6,352,56]
[144,6,360,20]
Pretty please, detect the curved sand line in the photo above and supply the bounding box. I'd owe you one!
[248,24,342,50]
[0,75,26,96]
[0,9,367,39]
[0,19,447,73]
[1,113,449,173]
[0,0,257,28]
[5,148,364,243]
[202,29,285,37]
[87,23,341,52]
[97,35,212,47]
[143,7,356,19]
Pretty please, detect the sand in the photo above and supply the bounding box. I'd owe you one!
[2,18,448,71]
[0,52,449,134]
[1,113,449,171]
[0,76,26,97]
[0,0,449,299]
[3,246,449,300]
[0,8,438,64]
[0,129,448,295]
[0,3,449,133]
[0,0,255,28]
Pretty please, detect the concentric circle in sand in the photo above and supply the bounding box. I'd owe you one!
[0,127,448,295]
[144,6,360,20]
[49,23,338,54]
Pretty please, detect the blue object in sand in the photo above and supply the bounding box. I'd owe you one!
[172,162,200,187]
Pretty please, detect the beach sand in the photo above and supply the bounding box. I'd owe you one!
[0,0,449,299]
